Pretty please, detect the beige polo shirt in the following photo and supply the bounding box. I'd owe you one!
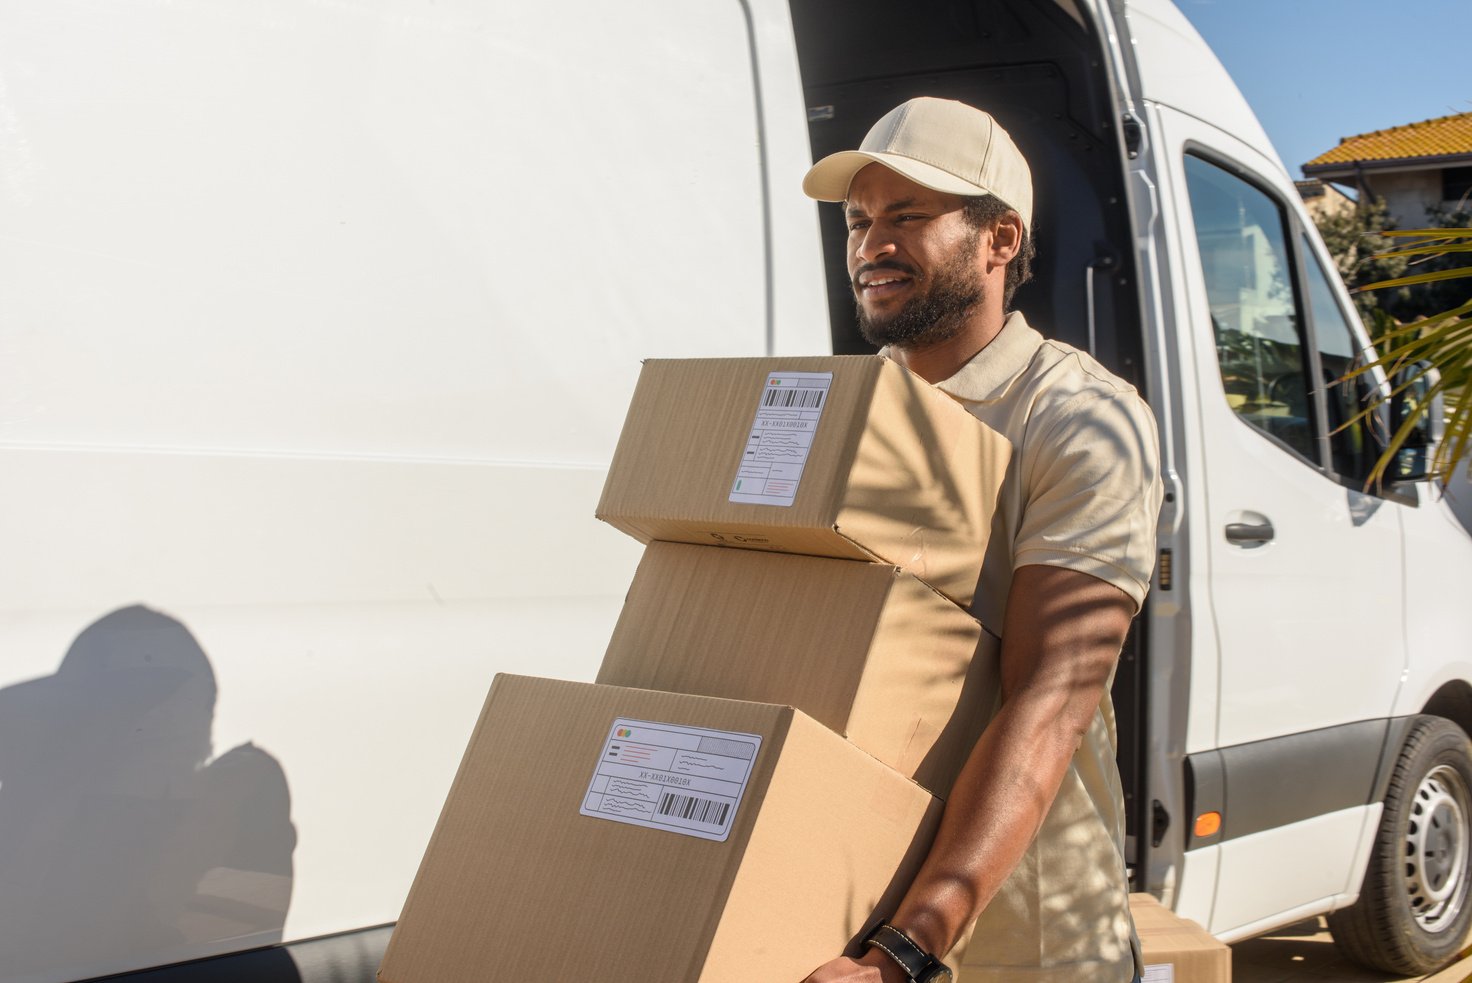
[929,312,1162,982]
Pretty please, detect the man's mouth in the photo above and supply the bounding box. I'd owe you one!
[854,267,916,300]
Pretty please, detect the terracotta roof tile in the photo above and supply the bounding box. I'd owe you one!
[1306,112,1472,167]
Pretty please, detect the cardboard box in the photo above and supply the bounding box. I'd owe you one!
[379,675,945,983]
[1129,894,1231,983]
[596,356,1011,607]
[597,542,1000,796]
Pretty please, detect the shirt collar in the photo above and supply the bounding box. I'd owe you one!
[933,310,1043,404]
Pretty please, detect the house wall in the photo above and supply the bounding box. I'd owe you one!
[1365,169,1445,227]
[1300,182,1354,223]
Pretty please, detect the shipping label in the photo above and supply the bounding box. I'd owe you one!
[729,370,834,507]
[580,717,762,842]
[1142,965,1173,983]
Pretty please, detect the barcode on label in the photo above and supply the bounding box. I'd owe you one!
[761,387,825,409]
[658,791,731,827]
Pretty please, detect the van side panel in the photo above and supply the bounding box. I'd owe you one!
[0,1,825,980]
[1395,497,1472,721]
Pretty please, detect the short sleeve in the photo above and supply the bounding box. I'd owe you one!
[1013,388,1163,611]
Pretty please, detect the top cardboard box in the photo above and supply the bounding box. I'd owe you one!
[596,356,1012,608]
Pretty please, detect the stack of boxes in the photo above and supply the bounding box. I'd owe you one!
[378,356,1013,983]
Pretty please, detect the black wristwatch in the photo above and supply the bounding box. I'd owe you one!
[862,922,953,983]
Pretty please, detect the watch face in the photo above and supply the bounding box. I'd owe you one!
[921,967,953,983]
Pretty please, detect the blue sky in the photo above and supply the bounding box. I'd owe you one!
[1177,0,1470,179]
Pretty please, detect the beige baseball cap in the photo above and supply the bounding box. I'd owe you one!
[802,97,1033,227]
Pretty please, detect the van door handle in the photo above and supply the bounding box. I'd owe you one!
[1225,521,1275,544]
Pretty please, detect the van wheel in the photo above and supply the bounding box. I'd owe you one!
[1329,715,1472,975]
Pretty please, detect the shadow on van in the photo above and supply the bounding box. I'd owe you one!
[0,605,297,982]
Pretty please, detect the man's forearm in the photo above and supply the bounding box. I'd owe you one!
[800,566,1136,983]
[886,674,1094,954]
[887,564,1134,958]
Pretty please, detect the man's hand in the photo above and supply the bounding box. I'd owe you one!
[802,948,908,983]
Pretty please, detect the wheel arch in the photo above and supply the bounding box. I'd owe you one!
[1373,680,1472,807]
[1371,697,1472,810]
[1423,681,1472,743]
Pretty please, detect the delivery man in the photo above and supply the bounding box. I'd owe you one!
[800,98,1162,983]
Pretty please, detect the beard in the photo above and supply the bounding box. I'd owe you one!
[854,233,985,349]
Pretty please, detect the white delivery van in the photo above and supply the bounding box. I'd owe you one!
[2,0,1469,980]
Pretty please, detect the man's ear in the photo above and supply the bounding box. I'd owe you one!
[987,212,1024,268]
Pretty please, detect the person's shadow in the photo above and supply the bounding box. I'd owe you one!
[0,605,297,981]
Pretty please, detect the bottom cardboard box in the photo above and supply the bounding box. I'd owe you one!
[1129,893,1230,983]
[378,675,943,983]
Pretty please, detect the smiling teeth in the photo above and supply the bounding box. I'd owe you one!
[867,277,904,286]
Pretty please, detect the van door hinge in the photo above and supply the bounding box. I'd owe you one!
[1151,800,1170,848]
[1122,113,1144,159]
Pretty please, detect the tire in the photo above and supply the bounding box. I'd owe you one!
[1329,715,1472,975]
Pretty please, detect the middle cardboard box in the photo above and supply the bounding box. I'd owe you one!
[598,541,1001,797]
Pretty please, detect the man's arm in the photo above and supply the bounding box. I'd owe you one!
[803,563,1136,983]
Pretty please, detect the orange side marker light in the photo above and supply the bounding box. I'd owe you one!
[1194,812,1222,838]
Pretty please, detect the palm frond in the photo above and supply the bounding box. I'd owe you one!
[1376,228,1472,239]
[1373,242,1472,260]
[1354,266,1472,292]
[1349,281,1472,487]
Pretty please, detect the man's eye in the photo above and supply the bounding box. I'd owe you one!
[897,214,923,222]
[847,221,870,233]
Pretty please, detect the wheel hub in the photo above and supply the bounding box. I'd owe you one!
[1405,765,1472,933]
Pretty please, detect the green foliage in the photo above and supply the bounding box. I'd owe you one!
[1312,195,1405,333]
[1380,206,1472,323]
[1344,227,1472,486]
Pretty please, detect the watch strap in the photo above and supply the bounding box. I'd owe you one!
[863,923,952,982]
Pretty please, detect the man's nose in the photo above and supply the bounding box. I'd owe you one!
[853,226,897,265]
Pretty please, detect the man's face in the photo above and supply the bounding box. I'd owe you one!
[845,164,986,349]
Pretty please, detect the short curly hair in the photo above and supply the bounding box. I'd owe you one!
[961,195,1035,309]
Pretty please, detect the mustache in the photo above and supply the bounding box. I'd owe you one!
[851,260,919,291]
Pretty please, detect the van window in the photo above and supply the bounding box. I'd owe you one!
[1184,155,1316,462]
[1302,235,1382,483]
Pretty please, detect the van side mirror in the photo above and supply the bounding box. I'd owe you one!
[1390,360,1444,482]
